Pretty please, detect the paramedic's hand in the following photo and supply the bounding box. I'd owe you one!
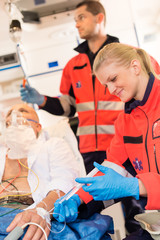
[76,162,139,201]
[20,84,45,105]
[53,194,81,223]
[6,209,50,240]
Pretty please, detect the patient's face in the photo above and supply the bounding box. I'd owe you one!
[6,104,41,137]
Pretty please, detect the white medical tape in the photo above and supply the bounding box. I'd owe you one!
[54,189,61,198]
[36,207,51,225]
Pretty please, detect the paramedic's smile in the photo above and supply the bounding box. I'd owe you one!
[95,61,142,102]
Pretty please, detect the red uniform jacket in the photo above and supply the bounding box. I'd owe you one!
[78,73,160,210]
[60,52,123,153]
[42,35,123,154]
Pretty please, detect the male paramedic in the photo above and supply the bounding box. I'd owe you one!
[0,103,80,239]
[20,0,123,174]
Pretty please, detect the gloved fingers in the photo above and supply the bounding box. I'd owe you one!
[20,84,25,90]
[21,95,29,102]
[53,203,65,222]
[20,84,28,90]
[93,162,109,173]
[58,203,68,222]
[75,177,95,184]
[69,208,78,222]
[20,86,30,97]
[21,95,30,103]
[73,194,81,206]
[53,197,65,221]
[68,199,78,222]
[52,203,60,220]
[82,183,100,194]
[93,194,107,201]
[20,92,29,99]
[64,205,70,221]
[22,84,33,91]
[64,204,78,223]
[82,184,93,192]
[20,83,34,92]
[20,87,28,94]
[82,186,105,201]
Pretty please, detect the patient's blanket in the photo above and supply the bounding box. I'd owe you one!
[0,207,114,240]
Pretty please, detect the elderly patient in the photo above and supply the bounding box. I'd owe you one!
[0,103,80,239]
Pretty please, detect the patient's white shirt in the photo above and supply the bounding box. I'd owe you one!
[0,137,80,207]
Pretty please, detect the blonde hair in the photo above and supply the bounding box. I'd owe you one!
[93,42,160,79]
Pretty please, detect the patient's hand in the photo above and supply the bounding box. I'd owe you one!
[6,208,50,240]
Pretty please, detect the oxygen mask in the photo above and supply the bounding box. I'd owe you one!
[4,110,37,159]
[5,110,31,128]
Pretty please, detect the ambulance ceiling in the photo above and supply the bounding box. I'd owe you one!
[0,0,160,56]
[14,0,83,21]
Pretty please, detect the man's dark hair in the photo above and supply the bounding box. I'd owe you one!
[76,1,106,26]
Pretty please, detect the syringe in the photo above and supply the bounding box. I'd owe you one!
[59,167,99,203]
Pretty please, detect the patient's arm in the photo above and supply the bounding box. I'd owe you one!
[6,190,65,240]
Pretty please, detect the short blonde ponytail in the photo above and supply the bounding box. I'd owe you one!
[93,43,160,80]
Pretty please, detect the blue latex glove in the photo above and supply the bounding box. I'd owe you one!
[53,194,81,223]
[20,84,45,105]
[75,162,139,201]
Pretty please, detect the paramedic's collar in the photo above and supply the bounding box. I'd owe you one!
[74,34,119,54]
[125,73,154,114]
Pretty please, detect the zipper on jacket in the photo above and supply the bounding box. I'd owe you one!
[92,75,98,150]
[95,106,98,150]
[138,107,150,171]
[154,144,160,174]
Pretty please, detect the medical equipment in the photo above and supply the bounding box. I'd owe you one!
[5,125,37,160]
[59,167,99,203]
[4,109,38,159]
[23,78,26,88]
[4,226,24,240]
[9,20,22,44]
[4,222,48,240]
[6,109,31,128]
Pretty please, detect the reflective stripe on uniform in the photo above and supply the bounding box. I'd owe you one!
[76,102,95,112]
[76,101,124,112]
[98,125,115,134]
[77,124,115,136]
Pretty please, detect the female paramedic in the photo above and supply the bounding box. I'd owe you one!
[53,43,160,240]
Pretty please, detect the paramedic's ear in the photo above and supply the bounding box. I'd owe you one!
[131,59,141,75]
[96,13,105,25]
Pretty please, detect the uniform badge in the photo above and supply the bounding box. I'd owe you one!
[76,80,81,88]
[133,158,143,171]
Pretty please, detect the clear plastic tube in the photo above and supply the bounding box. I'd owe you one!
[59,167,99,203]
